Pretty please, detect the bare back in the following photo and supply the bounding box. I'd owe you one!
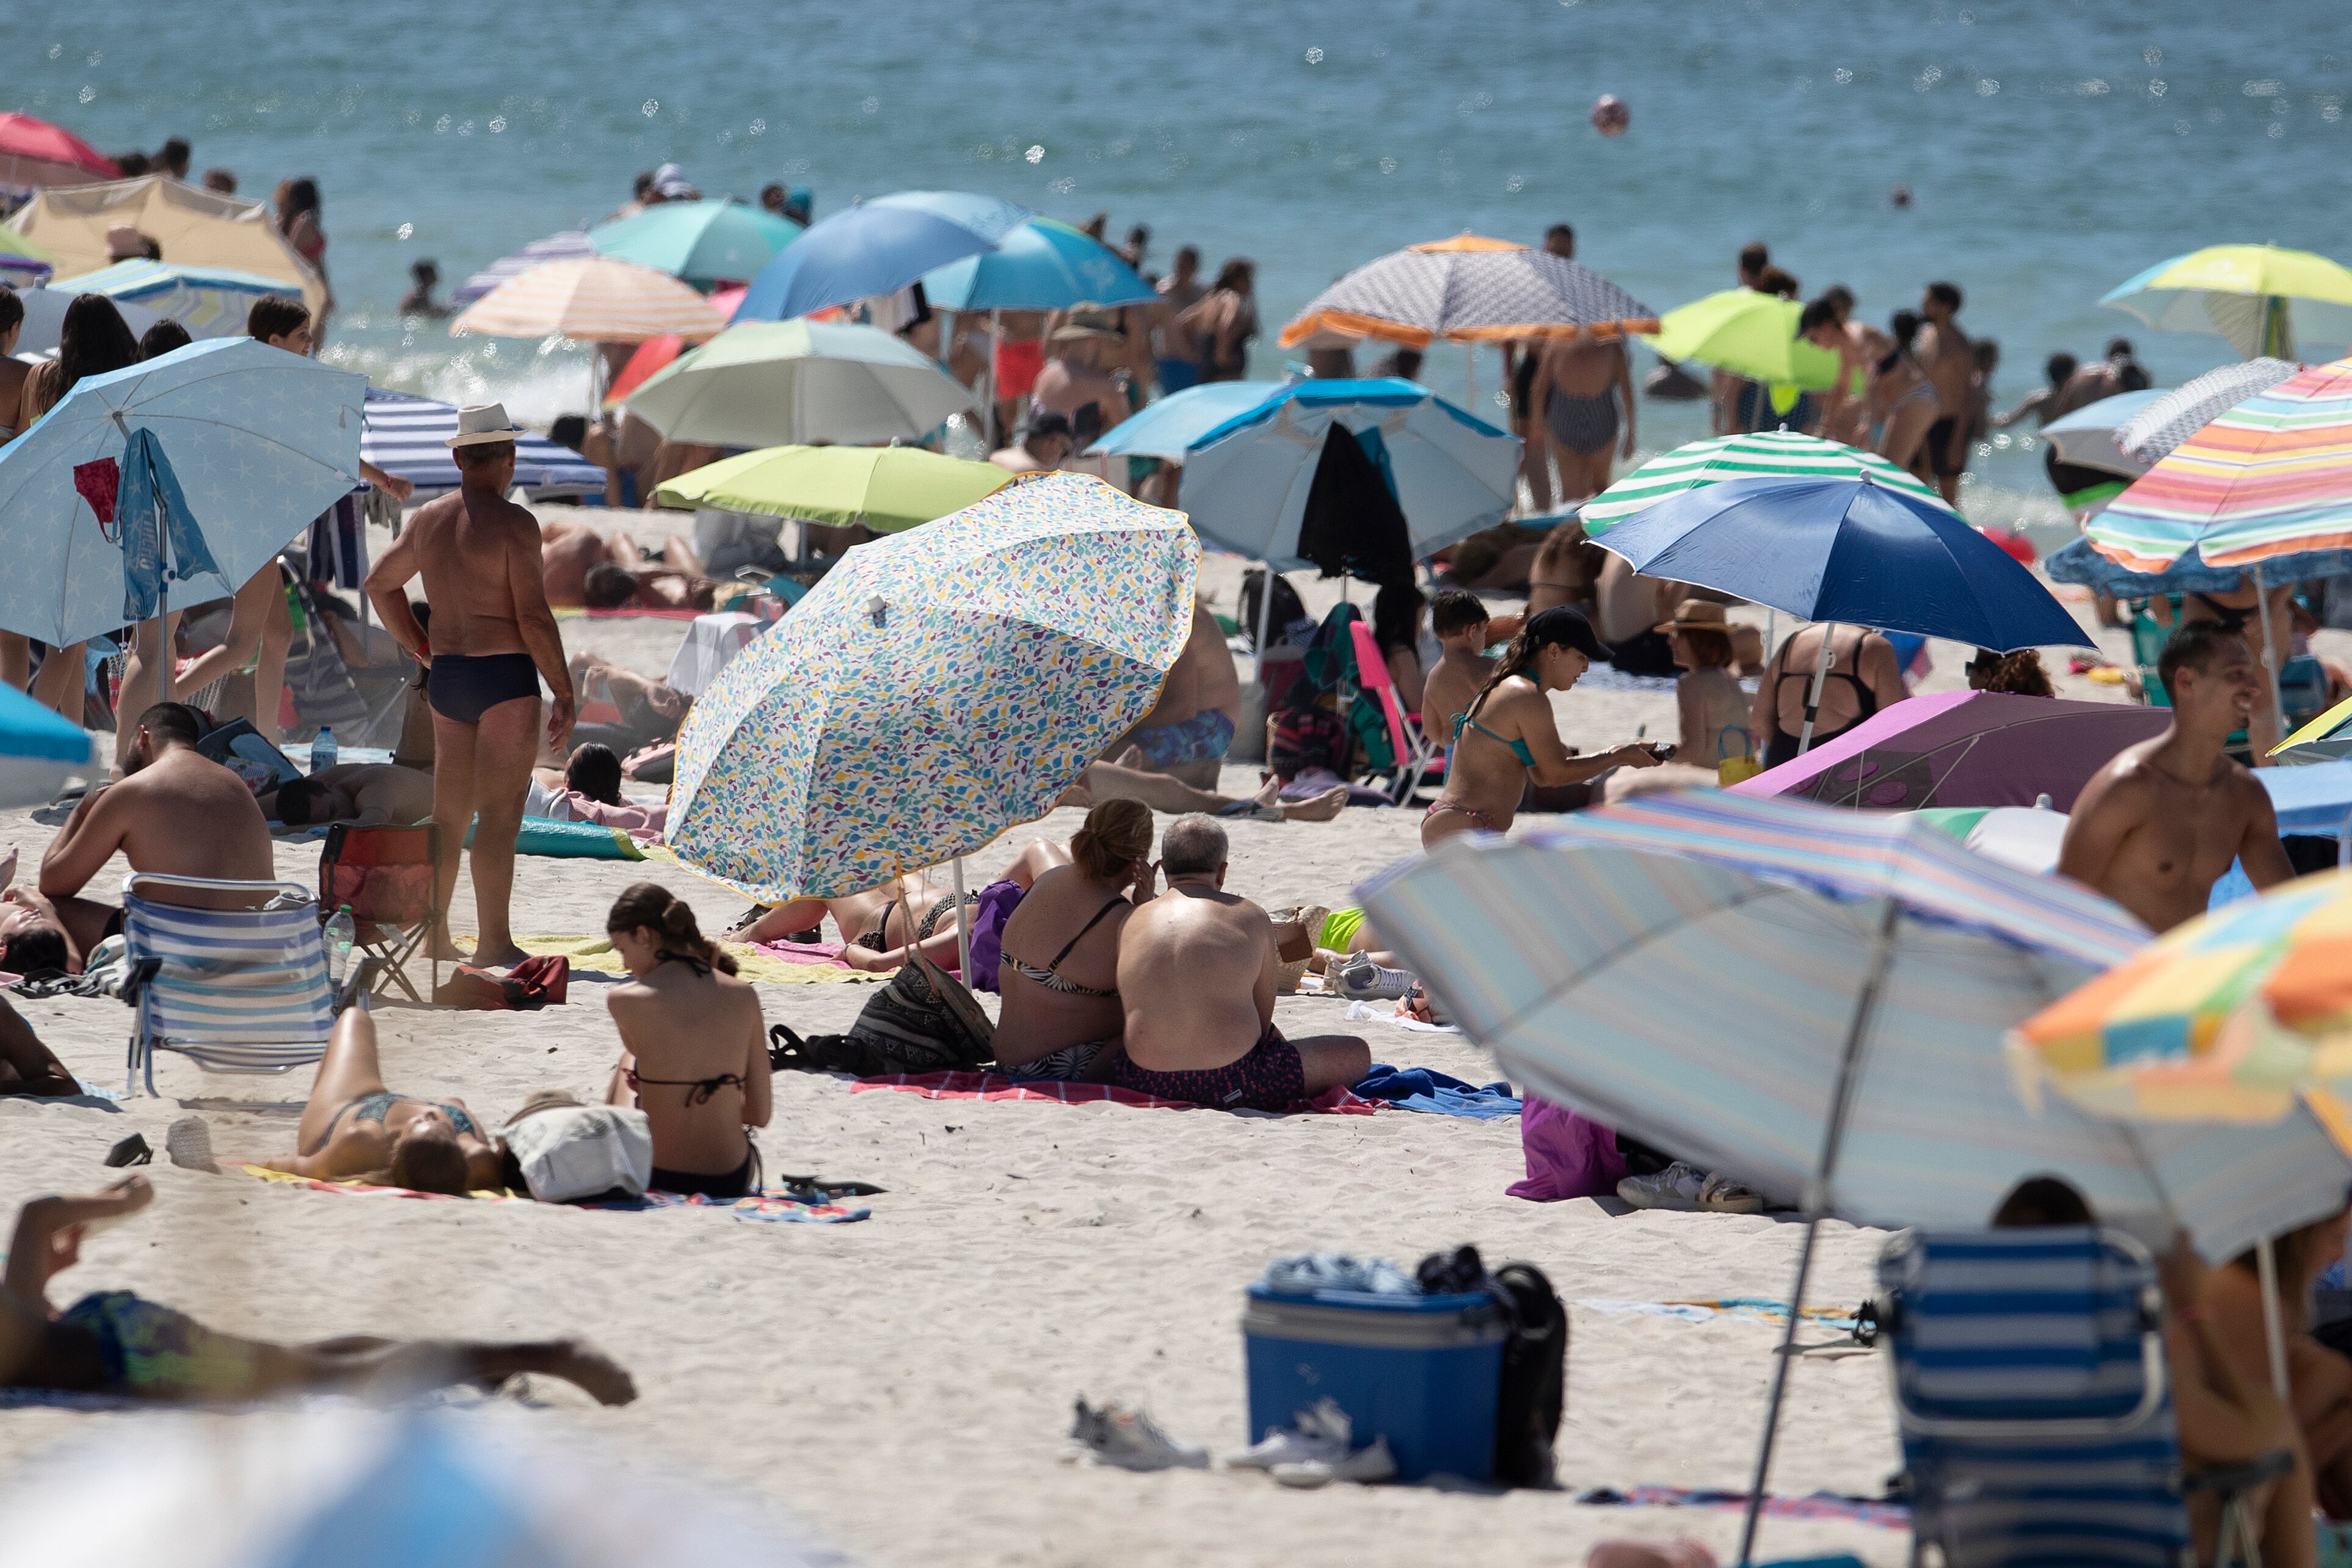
[608,961,771,1176]
[1117,885,1273,1072]
[45,749,275,908]
[1540,335,1626,398]
[402,488,541,656]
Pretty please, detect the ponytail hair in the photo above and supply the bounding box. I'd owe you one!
[1463,605,1603,723]
[1071,798,1153,882]
[605,882,737,975]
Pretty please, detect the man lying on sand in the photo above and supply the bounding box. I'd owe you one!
[263,761,436,829]
[1104,815,1368,1110]
[0,1175,634,1406]
[1061,757,1349,822]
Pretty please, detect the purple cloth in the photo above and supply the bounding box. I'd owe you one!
[964,877,1024,993]
[1506,1095,1628,1202]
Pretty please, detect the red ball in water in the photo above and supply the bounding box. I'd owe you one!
[1590,95,1630,137]
[1985,528,2037,567]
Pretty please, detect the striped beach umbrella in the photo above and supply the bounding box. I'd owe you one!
[1578,429,1946,536]
[1278,234,1656,349]
[360,388,605,498]
[449,255,726,344]
[2117,357,2301,465]
[2090,358,2352,572]
[450,228,594,307]
[60,258,286,338]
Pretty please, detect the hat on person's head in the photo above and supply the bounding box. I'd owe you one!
[1024,408,1074,443]
[652,161,696,199]
[1523,604,1609,664]
[445,402,519,448]
[1654,598,1733,636]
[1050,307,1124,342]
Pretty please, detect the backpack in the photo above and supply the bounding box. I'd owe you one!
[1489,1261,1567,1487]
[768,949,993,1077]
[506,1105,654,1203]
[434,954,570,1011]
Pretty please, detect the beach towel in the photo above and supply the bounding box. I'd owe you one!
[1352,1062,1521,1119]
[1573,1484,1905,1531]
[238,1164,869,1221]
[1509,1095,1627,1201]
[551,605,706,622]
[848,1070,1383,1116]
[456,934,886,985]
[466,816,645,861]
[1572,1298,1866,1333]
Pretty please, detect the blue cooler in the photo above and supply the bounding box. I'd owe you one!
[1241,1284,1509,1481]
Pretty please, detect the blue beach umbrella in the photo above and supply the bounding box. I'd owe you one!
[588,198,803,288]
[59,259,286,338]
[922,217,1155,311]
[0,681,96,804]
[735,191,1030,323]
[1082,380,1290,462]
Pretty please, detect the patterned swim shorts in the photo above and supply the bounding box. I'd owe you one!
[1109,1026,1305,1112]
[1131,710,1236,768]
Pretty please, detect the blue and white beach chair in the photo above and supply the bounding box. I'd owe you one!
[1874,1227,2287,1568]
[121,872,337,1097]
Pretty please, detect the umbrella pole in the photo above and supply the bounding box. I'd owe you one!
[1736,898,1899,1567]
[2257,1235,2292,1399]
[1763,608,1776,665]
[1254,561,1278,680]
[2252,561,2285,757]
[1794,623,1837,755]
[951,855,972,980]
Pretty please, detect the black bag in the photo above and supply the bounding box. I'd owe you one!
[768,949,993,1078]
[1489,1261,1567,1488]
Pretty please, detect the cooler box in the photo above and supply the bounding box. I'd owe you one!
[1242,1284,1508,1482]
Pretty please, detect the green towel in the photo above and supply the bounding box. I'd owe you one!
[463,816,646,860]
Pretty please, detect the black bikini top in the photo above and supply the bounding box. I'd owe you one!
[625,948,741,1103]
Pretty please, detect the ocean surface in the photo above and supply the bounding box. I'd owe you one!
[12,0,2351,532]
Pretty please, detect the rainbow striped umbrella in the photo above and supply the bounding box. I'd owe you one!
[449,255,727,344]
[1578,429,1947,535]
[2089,357,2352,572]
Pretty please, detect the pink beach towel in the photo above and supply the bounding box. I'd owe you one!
[849,1070,1383,1116]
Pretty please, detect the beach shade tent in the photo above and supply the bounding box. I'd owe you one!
[448,255,727,344]
[1278,234,1658,350]
[1357,788,2352,1559]
[59,258,288,339]
[1577,429,1946,538]
[655,444,1008,531]
[0,112,118,195]
[922,217,1156,311]
[1082,380,1291,462]
[2102,244,2352,361]
[622,320,974,449]
[589,198,804,288]
[0,681,100,805]
[0,338,364,664]
[450,228,594,307]
[0,1409,838,1568]
[0,228,54,288]
[1730,691,2169,812]
[734,189,1031,324]
[2119,357,2303,465]
[601,285,748,408]
[360,388,606,499]
[13,283,166,357]
[5,176,326,316]
[668,472,1196,934]
[1639,288,1840,397]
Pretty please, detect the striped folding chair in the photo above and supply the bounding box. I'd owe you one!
[1875,1227,2287,1568]
[120,872,337,1097]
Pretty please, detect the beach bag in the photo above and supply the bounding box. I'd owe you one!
[1269,704,1350,782]
[506,1105,653,1203]
[194,716,301,797]
[434,954,570,1011]
[770,950,994,1076]
[1716,724,1763,787]
[1490,1261,1567,1488]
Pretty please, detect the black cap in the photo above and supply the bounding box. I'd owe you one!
[1524,605,1609,663]
[1025,408,1074,441]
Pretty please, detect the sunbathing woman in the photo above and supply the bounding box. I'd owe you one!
[994,801,1155,1081]
[729,846,1069,971]
[250,1003,503,1194]
[602,884,772,1198]
[1,1175,634,1405]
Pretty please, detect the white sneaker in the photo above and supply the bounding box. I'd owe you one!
[1226,1397,1353,1470]
[1065,1397,1209,1472]
[1337,956,1413,1001]
[1271,1434,1398,1488]
[165,1116,220,1174]
[1617,1161,1764,1214]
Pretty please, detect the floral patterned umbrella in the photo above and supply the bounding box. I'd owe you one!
[666,471,1199,901]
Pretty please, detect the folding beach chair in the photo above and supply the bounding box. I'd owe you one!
[1873,1226,2288,1568]
[1346,620,1443,805]
[121,871,337,1097]
[319,823,442,1005]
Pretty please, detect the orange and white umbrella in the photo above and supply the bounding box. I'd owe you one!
[450,255,727,344]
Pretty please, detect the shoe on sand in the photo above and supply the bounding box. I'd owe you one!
[1272,1434,1397,1488]
[165,1116,220,1174]
[1336,956,1412,1002]
[1617,1161,1762,1214]
[1226,1397,1353,1470]
[1065,1396,1208,1471]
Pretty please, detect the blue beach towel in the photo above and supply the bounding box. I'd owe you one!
[1352,1064,1521,1119]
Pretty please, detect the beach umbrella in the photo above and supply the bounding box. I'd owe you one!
[621,319,972,448]
[589,198,803,288]
[448,255,727,344]
[1278,234,1658,349]
[58,258,288,338]
[2039,388,2164,480]
[655,445,1008,531]
[2117,357,2301,464]
[1082,380,1290,461]
[2101,244,2352,360]
[6,176,325,316]
[0,112,118,193]
[2044,534,2352,598]
[1731,691,2166,811]
[922,217,1156,311]
[0,681,100,805]
[734,190,1031,324]
[1637,289,1840,391]
[1577,429,1946,537]
[0,338,364,653]
[1913,804,2070,876]
[450,228,594,307]
[13,283,167,356]
[667,471,1196,907]
[0,228,53,288]
[599,286,747,408]
[360,388,606,498]
[2277,697,2352,768]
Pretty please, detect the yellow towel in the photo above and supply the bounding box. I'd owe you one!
[455,934,884,985]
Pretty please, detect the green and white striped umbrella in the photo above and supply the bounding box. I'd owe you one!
[1578,429,1950,536]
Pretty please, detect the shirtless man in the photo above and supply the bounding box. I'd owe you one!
[988,408,1075,476]
[1107,815,1367,1110]
[1419,590,1523,748]
[1915,281,1975,504]
[540,519,713,611]
[262,763,435,829]
[365,405,574,969]
[1525,328,1636,507]
[1,704,276,974]
[2058,623,2293,932]
[1154,245,1207,394]
[1115,600,1240,786]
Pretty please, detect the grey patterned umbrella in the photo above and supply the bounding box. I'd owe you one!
[2117,357,2300,463]
[1278,234,1656,349]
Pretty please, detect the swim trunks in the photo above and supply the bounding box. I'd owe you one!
[994,336,1046,401]
[1131,709,1235,768]
[426,652,540,724]
[1545,388,1620,456]
[1109,1025,1305,1111]
[1925,415,1967,477]
[56,1290,260,1400]
[650,1145,758,1199]
[1155,357,1201,394]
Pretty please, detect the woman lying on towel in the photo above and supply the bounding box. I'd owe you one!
[249,1004,504,1195]
[602,884,772,1200]
[0,1175,635,1405]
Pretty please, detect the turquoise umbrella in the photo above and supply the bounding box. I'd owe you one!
[0,681,96,805]
[588,198,803,288]
[922,217,1156,311]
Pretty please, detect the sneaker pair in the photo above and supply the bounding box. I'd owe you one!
[1065,1396,1208,1472]
[1226,1398,1399,1487]
[1336,955,1413,1002]
[1615,1161,1763,1214]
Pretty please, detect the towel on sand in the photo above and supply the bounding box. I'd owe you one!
[1574,1483,1902,1531]
[850,1071,1383,1116]
[457,934,886,985]
[240,1165,869,1221]
[1352,1063,1519,1119]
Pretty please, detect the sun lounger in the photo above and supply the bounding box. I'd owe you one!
[121,872,337,1097]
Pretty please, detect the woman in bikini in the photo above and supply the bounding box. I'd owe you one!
[602,884,771,1199]
[727,871,974,972]
[1870,310,1940,481]
[994,801,1156,1081]
[254,1003,503,1194]
[1749,621,1910,769]
[1420,607,1668,850]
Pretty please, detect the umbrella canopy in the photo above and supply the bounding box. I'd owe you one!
[59,258,287,338]
[2091,357,2352,571]
[450,255,726,344]
[5,176,325,315]
[622,319,972,448]
[1915,804,2070,876]
[2102,245,2352,360]
[1731,691,2166,811]
[0,112,118,193]
[2044,534,2352,598]
[0,681,99,805]
[1082,380,1291,461]
[0,338,364,645]
[2277,697,2352,768]
[1176,379,1520,567]
[1278,234,1657,349]
[655,445,1008,531]
[735,190,1031,323]
[361,388,606,498]
[589,198,803,287]
[668,472,1196,901]
[600,285,746,408]
[1578,429,1946,537]
[450,228,595,307]
[13,283,166,357]
[922,217,1156,311]
[1639,289,1840,390]
[2041,388,2165,481]
[1595,473,2094,651]
[2119,357,2303,465]
[0,228,53,288]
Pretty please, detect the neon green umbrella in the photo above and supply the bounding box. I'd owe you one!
[655,444,1010,532]
[1639,289,1840,391]
[2102,244,2352,360]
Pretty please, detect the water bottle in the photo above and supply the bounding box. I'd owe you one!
[325,904,356,987]
[310,727,337,774]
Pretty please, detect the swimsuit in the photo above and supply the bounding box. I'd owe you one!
[1003,1038,1118,1082]
[649,1146,758,1199]
[1451,712,1536,768]
[1545,388,1620,457]
[1155,357,1200,394]
[1003,895,1126,999]
[1423,799,1499,832]
[1925,415,1967,477]
[426,652,540,724]
[993,336,1044,401]
[1317,906,1367,953]
[622,951,747,1106]
[304,1091,479,1156]
[1109,1023,1305,1112]
[1131,708,1235,768]
[56,1291,260,1400]
[628,951,757,1195]
[1762,626,1881,769]
[856,893,972,953]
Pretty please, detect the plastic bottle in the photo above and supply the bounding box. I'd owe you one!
[310,727,338,775]
[325,904,356,987]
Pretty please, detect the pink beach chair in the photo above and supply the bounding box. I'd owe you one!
[1347,620,1443,805]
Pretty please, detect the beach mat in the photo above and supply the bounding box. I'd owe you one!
[1573,1485,1906,1531]
[457,934,885,985]
[1573,1298,1865,1332]
[849,1070,1383,1116]
[552,606,705,621]
[239,1165,870,1221]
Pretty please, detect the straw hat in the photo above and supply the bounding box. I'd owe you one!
[1654,597,1732,636]
[445,402,519,448]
